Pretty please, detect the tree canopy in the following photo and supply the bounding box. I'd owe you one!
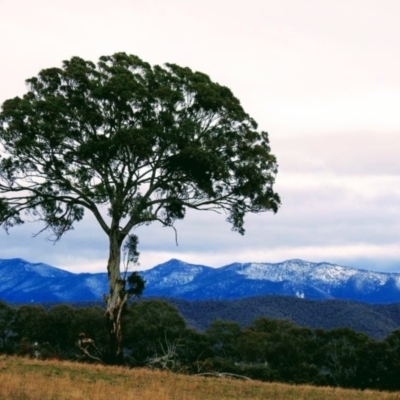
[0,52,280,360]
[0,52,280,239]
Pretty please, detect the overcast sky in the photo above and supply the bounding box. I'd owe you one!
[1,0,400,273]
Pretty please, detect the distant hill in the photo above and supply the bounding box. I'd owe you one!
[0,258,107,303]
[141,259,400,303]
[166,296,400,339]
[2,257,400,304]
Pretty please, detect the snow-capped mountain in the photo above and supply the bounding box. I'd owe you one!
[142,259,400,303]
[0,258,107,303]
[1,258,400,303]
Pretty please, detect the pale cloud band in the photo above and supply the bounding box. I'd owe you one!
[0,0,399,274]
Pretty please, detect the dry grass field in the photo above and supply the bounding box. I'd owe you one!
[0,355,399,400]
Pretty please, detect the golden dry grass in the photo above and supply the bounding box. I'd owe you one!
[0,355,399,400]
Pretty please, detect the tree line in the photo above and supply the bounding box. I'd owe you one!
[1,298,400,391]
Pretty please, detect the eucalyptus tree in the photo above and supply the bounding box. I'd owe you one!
[0,53,280,362]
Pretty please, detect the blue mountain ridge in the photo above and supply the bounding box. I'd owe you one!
[1,257,400,303]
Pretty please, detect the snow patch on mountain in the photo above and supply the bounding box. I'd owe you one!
[143,259,212,289]
[231,259,394,290]
[25,263,72,278]
[2,257,400,303]
[82,274,107,295]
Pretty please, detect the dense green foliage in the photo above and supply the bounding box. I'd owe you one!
[1,298,400,391]
[0,53,280,238]
[0,53,280,359]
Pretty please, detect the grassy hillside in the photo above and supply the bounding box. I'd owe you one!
[0,355,399,400]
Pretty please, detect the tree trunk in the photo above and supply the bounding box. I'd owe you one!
[105,228,128,364]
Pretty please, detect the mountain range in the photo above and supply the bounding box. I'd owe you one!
[1,258,400,304]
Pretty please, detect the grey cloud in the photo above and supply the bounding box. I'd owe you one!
[1,150,400,272]
[272,132,400,176]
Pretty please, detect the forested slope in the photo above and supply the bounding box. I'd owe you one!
[166,295,400,339]
[10,294,400,340]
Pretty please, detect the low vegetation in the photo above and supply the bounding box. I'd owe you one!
[2,299,400,392]
[1,355,399,400]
